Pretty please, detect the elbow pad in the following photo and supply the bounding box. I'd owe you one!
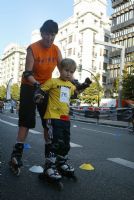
[23,71,33,79]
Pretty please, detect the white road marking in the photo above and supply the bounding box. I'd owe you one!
[73,120,125,130]
[8,116,18,120]
[0,118,82,148]
[73,125,77,127]
[0,119,17,127]
[82,127,116,136]
[107,158,134,169]
[29,129,42,134]
[70,142,82,147]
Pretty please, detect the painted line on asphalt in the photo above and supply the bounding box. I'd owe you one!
[8,116,18,120]
[0,118,82,148]
[107,158,134,169]
[72,120,126,130]
[29,129,42,134]
[70,142,83,148]
[0,119,17,127]
[81,127,117,136]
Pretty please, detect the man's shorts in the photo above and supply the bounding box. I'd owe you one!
[18,84,48,128]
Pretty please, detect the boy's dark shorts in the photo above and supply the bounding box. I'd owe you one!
[18,84,48,129]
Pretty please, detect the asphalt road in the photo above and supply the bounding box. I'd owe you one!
[0,112,134,200]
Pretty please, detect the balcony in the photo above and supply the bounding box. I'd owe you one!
[125,46,134,54]
[111,18,134,33]
[112,0,129,8]
[109,49,121,57]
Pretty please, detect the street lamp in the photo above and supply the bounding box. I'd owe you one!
[95,40,125,108]
[82,68,100,107]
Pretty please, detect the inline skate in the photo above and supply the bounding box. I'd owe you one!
[57,155,77,181]
[39,154,63,190]
[9,143,24,176]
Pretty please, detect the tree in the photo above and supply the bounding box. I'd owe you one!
[79,74,103,105]
[122,73,134,100]
[11,84,20,101]
[112,77,119,95]
[0,85,6,100]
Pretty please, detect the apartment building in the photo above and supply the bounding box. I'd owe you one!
[0,43,26,86]
[109,0,134,86]
[54,0,111,89]
[31,0,111,88]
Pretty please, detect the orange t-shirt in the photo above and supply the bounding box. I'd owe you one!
[22,40,59,85]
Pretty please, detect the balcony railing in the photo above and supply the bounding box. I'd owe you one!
[112,0,129,8]
[111,18,134,32]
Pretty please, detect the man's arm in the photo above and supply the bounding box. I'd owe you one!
[23,48,39,86]
[57,48,62,70]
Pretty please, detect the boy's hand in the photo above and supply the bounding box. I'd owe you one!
[76,77,92,91]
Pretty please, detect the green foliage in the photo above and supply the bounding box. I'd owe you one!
[79,81,103,105]
[0,85,6,100]
[112,78,119,94]
[122,73,134,100]
[11,84,20,101]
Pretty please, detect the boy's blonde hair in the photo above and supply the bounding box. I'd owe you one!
[60,58,77,71]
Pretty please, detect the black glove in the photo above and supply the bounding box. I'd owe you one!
[75,78,92,91]
[33,82,46,104]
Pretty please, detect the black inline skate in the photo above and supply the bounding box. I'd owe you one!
[9,143,24,176]
[57,155,77,181]
[39,154,63,190]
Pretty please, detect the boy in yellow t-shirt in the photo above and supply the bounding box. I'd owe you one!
[35,58,91,180]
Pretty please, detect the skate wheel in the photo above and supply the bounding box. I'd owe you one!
[72,175,78,182]
[15,168,21,176]
[38,173,45,180]
[9,161,21,176]
[57,181,63,191]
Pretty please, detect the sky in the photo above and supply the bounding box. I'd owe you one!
[0,0,113,55]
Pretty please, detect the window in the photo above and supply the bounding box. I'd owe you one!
[103,49,108,57]
[102,76,106,84]
[104,36,109,42]
[103,63,107,71]
[68,35,72,43]
[68,48,72,56]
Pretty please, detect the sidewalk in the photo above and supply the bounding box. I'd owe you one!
[70,115,129,128]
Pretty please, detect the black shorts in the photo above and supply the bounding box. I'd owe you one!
[18,84,48,128]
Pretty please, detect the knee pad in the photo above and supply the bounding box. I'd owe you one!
[45,139,70,157]
[55,139,70,156]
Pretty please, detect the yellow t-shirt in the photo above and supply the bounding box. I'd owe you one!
[41,78,76,120]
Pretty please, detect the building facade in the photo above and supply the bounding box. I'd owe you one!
[0,0,111,93]
[109,0,134,87]
[0,43,26,86]
[55,0,111,88]
[31,0,111,89]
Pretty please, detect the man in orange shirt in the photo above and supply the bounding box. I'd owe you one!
[9,20,62,175]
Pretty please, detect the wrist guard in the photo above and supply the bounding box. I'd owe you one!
[72,78,92,91]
